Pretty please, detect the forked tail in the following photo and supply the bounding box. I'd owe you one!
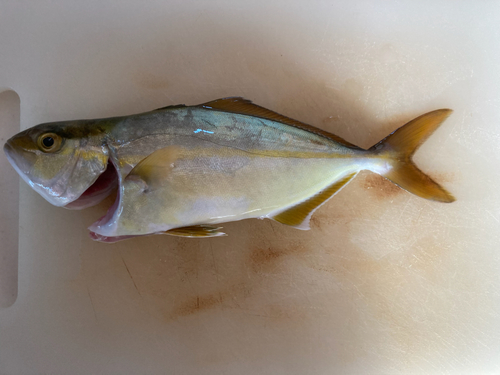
[369,109,455,203]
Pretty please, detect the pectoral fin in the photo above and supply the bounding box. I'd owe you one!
[126,146,181,189]
[273,172,357,229]
[165,225,227,238]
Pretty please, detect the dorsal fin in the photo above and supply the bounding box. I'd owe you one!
[197,97,359,148]
[155,104,186,111]
[272,172,357,229]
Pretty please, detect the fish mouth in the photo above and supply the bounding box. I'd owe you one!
[64,160,119,210]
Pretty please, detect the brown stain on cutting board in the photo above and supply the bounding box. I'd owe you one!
[167,240,310,320]
[363,172,455,200]
[173,293,223,317]
[249,242,308,271]
[159,206,481,367]
[363,173,404,199]
[361,170,455,202]
[169,282,253,318]
[250,247,285,264]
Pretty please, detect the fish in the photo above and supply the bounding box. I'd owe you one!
[3,97,455,242]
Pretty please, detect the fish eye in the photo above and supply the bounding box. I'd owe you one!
[42,136,54,148]
[37,133,62,153]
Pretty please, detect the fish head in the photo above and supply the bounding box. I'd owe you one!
[4,120,116,209]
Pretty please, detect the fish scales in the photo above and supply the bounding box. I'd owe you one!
[100,107,363,236]
[3,97,455,242]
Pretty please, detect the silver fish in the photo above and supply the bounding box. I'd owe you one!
[3,97,454,242]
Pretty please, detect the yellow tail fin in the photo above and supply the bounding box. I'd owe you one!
[370,109,455,203]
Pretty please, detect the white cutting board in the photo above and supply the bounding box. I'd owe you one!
[0,1,499,374]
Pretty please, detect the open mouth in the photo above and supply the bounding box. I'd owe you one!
[61,159,154,243]
[87,184,127,243]
[70,160,134,243]
[79,161,145,243]
[63,160,124,241]
[65,160,119,210]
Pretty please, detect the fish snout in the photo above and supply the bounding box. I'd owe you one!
[3,139,37,177]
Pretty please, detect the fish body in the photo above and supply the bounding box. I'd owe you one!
[4,98,455,242]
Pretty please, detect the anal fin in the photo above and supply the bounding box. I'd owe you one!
[164,225,227,238]
[273,172,357,229]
